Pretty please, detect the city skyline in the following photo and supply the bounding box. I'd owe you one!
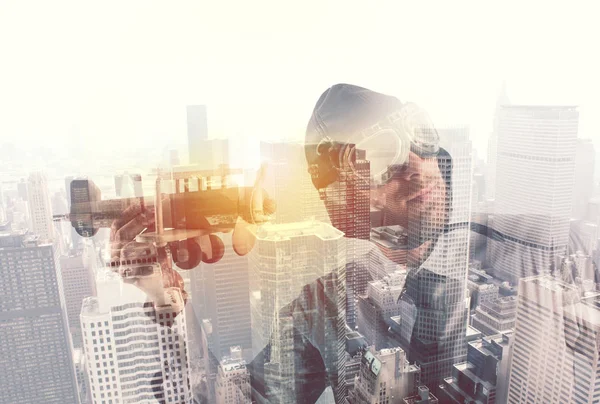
[1,39,600,404]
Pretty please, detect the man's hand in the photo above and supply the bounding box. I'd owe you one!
[109,202,187,305]
[107,182,275,304]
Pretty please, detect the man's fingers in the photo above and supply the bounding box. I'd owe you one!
[232,217,256,256]
[119,212,154,241]
[110,212,154,260]
[109,203,143,237]
[162,266,185,291]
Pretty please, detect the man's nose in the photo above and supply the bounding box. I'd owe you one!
[397,152,423,181]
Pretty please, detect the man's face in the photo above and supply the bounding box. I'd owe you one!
[376,151,447,233]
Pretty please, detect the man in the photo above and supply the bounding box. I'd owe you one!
[110,84,469,403]
[280,83,466,400]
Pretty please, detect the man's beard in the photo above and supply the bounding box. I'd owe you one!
[407,198,446,247]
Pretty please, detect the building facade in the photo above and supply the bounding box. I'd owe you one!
[471,295,517,337]
[60,253,96,348]
[357,269,406,350]
[27,171,54,241]
[507,276,579,403]
[350,347,419,403]
[190,232,253,361]
[249,221,347,403]
[187,105,208,164]
[0,230,79,404]
[489,106,578,283]
[321,151,371,330]
[398,126,473,391]
[440,332,513,404]
[215,346,251,404]
[81,276,192,404]
[571,139,595,220]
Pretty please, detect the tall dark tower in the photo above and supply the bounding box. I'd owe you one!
[187,105,208,164]
[398,127,473,393]
[0,231,80,403]
[322,148,371,330]
[65,176,82,251]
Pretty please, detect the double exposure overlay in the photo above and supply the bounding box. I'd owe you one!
[1,3,599,404]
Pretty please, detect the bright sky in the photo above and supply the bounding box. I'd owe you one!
[1,0,598,160]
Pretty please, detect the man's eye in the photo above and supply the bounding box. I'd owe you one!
[390,164,409,175]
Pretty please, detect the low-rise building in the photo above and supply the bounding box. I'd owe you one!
[215,346,251,404]
[350,347,419,403]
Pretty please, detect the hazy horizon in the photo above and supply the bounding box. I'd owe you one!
[1,1,598,163]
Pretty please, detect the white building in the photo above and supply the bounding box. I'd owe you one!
[571,139,595,220]
[215,346,251,404]
[260,141,328,225]
[485,81,510,201]
[489,106,578,283]
[357,269,406,349]
[249,221,347,403]
[508,276,600,403]
[81,266,192,404]
[562,293,600,403]
[350,347,419,403]
[27,171,54,241]
[0,230,80,403]
[507,275,579,403]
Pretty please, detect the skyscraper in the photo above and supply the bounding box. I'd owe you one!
[73,348,93,404]
[506,275,581,403]
[81,274,192,404]
[114,173,143,198]
[187,105,208,164]
[259,141,328,225]
[398,126,473,391]
[571,138,595,220]
[65,176,83,251]
[0,229,79,404]
[485,82,510,201]
[321,149,371,330]
[186,105,230,169]
[190,232,252,361]
[262,141,370,330]
[18,178,28,201]
[490,105,578,283]
[249,221,347,403]
[27,171,54,241]
[60,253,96,348]
[562,293,600,403]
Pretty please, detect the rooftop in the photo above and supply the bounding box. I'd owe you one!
[523,275,578,294]
[0,231,50,249]
[371,225,408,250]
[254,220,343,241]
[220,358,247,373]
[80,296,101,316]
